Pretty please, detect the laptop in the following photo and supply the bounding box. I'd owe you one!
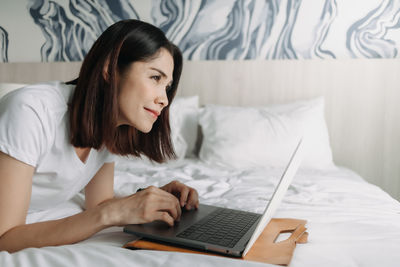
[124,138,305,257]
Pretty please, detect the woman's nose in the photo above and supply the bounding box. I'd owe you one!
[155,90,168,107]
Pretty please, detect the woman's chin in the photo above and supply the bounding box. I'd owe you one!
[122,119,154,133]
[137,124,153,133]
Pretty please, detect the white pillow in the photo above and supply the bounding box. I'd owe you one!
[169,95,199,158]
[0,83,27,99]
[198,97,334,169]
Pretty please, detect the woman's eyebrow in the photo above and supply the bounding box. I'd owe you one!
[150,67,167,78]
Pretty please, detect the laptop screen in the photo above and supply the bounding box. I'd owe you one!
[243,138,305,256]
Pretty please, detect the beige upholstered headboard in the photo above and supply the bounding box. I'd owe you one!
[1,59,399,200]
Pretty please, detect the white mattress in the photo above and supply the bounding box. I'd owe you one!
[2,158,400,267]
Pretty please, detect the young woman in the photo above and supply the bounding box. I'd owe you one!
[0,19,198,253]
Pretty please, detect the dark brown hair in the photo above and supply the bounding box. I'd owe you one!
[67,19,183,163]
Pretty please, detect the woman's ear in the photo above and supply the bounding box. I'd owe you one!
[102,57,110,82]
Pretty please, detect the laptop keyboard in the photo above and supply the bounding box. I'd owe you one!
[177,208,260,248]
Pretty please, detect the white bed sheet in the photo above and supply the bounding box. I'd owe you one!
[2,158,400,267]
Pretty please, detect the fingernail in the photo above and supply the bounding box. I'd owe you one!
[186,205,191,210]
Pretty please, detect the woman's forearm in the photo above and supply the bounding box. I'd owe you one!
[0,205,110,253]
[0,186,186,253]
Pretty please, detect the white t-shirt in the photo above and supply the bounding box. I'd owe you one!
[0,81,115,212]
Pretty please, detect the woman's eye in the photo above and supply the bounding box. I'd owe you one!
[151,75,161,82]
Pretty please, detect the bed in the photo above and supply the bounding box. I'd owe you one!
[1,60,400,267]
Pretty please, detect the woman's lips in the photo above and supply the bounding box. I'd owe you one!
[144,107,160,118]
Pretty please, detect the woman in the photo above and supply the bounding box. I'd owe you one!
[0,19,198,253]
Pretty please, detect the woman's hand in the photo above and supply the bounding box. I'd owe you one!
[160,180,199,211]
[99,181,198,227]
[100,186,182,227]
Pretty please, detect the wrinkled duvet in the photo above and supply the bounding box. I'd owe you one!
[2,158,400,267]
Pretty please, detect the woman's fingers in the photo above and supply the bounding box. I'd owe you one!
[178,185,189,207]
[154,186,182,219]
[160,181,199,210]
[158,196,181,221]
[186,188,199,210]
[123,181,199,227]
[154,211,174,227]
[142,186,181,221]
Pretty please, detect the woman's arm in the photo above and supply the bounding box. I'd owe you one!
[0,152,109,252]
[84,162,115,209]
[0,153,182,253]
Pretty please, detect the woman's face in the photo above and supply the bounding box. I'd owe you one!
[117,48,174,132]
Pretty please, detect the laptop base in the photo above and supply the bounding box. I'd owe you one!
[124,218,308,266]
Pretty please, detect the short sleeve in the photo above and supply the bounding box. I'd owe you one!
[0,91,50,167]
[104,150,116,163]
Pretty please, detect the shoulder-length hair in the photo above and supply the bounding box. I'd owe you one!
[67,19,183,163]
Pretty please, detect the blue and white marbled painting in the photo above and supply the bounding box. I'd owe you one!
[0,0,400,62]
[28,0,139,61]
[153,0,400,60]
